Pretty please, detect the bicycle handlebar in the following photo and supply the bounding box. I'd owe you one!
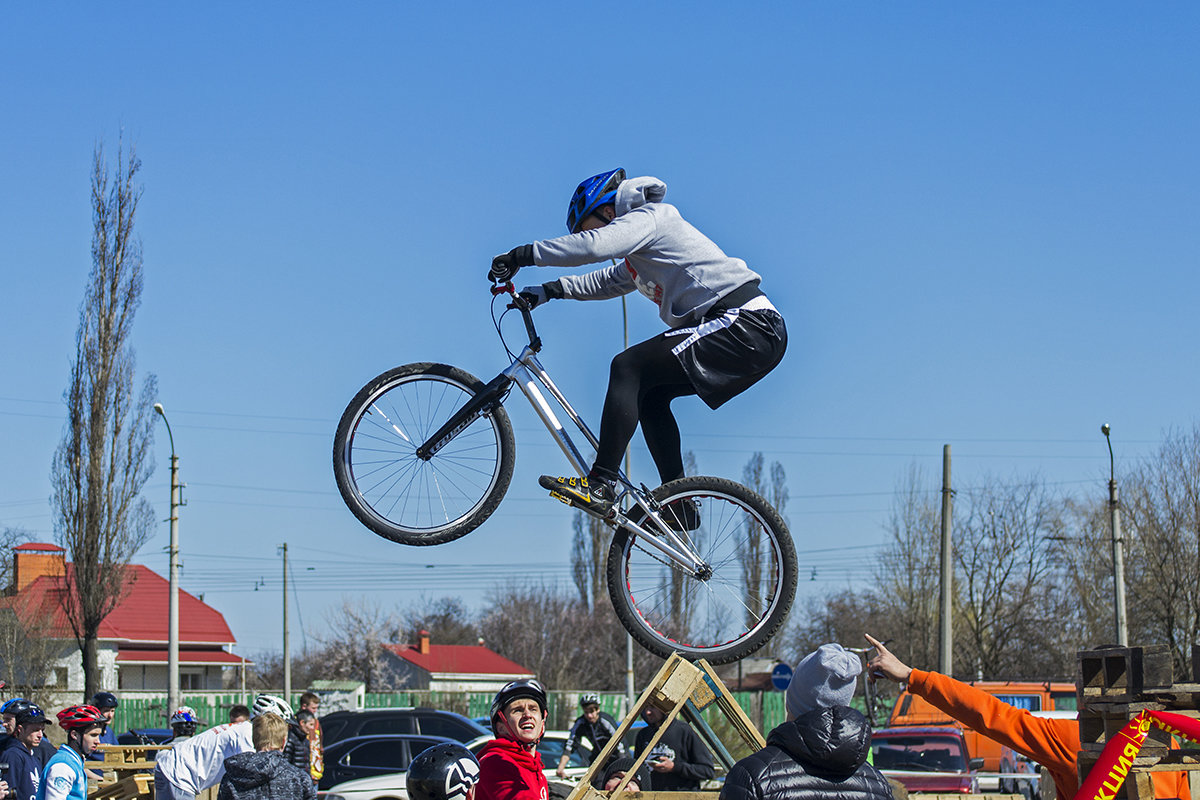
[490,281,541,352]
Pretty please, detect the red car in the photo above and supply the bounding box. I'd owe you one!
[871,726,982,794]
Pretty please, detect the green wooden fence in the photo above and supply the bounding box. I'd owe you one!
[110,690,789,738]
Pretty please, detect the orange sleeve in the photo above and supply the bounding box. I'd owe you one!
[908,670,1081,800]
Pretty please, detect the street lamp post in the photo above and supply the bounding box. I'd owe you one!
[1102,424,1128,646]
[154,403,181,717]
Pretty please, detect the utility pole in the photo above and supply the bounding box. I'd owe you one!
[153,403,182,718]
[281,542,291,701]
[939,445,954,676]
[621,291,636,714]
[1102,425,1129,646]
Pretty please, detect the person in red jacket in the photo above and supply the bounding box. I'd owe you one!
[476,680,550,800]
[865,634,1188,800]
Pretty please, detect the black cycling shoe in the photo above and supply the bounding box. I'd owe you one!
[661,498,701,532]
[539,475,615,517]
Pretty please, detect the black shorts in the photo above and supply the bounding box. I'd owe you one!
[665,297,787,409]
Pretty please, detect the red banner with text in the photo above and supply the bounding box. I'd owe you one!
[1074,710,1200,800]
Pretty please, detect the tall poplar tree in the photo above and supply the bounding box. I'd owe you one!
[51,139,157,698]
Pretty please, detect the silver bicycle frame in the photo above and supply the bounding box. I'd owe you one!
[501,345,707,575]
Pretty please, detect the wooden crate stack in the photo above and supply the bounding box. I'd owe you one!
[1077,644,1200,800]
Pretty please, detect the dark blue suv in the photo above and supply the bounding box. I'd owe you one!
[320,708,489,747]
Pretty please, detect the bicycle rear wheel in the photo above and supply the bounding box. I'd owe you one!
[606,476,797,664]
[333,362,515,545]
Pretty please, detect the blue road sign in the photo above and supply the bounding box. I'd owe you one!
[771,662,793,692]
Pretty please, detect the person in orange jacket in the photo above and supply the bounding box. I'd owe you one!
[865,634,1188,800]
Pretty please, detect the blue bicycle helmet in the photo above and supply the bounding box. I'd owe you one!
[1,698,31,716]
[566,168,625,233]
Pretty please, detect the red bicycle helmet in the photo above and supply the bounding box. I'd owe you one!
[57,705,107,730]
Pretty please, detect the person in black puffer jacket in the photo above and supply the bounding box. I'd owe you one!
[721,644,893,800]
[281,710,314,777]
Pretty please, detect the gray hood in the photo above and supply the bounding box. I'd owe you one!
[616,176,667,215]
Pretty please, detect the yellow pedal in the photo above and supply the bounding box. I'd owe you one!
[549,490,574,506]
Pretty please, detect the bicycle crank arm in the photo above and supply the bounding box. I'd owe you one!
[611,513,709,576]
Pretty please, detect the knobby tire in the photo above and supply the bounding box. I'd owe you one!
[606,476,797,665]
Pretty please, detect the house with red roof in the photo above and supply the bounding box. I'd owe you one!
[381,631,533,692]
[3,543,248,693]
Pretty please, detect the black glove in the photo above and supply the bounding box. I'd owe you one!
[517,280,565,310]
[489,244,535,283]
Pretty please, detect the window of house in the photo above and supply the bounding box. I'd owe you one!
[181,671,204,690]
[47,667,68,689]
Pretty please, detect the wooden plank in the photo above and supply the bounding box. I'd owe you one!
[697,661,766,752]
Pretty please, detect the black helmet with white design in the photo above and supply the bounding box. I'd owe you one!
[489,679,547,726]
[579,692,601,708]
[407,742,480,800]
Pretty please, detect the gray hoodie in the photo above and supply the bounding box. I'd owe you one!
[532,176,762,329]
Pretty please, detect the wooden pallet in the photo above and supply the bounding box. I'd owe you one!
[88,773,153,799]
[1078,645,1174,705]
[1076,645,1200,800]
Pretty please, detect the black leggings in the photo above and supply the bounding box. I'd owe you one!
[591,332,697,484]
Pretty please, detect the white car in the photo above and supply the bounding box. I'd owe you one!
[319,731,593,800]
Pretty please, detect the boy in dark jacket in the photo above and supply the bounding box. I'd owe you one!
[3,705,47,800]
[219,712,315,800]
[721,644,893,800]
[281,711,314,779]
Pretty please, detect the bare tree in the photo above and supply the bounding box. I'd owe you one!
[479,581,588,690]
[1051,498,1115,650]
[478,581,660,710]
[314,597,403,692]
[662,450,701,638]
[570,512,607,611]
[954,475,1064,679]
[1119,426,1200,675]
[0,593,68,706]
[400,596,479,645]
[0,527,34,591]
[0,529,64,703]
[871,465,943,672]
[741,454,789,627]
[50,139,157,699]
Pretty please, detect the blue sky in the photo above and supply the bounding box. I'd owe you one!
[2,3,1198,659]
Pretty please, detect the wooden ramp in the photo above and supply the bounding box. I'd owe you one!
[567,653,766,800]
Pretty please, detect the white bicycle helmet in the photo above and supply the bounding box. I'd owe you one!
[251,694,294,722]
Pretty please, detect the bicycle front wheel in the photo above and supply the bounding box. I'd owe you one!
[607,476,797,664]
[333,362,515,545]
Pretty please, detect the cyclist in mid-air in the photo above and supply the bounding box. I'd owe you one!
[490,168,787,525]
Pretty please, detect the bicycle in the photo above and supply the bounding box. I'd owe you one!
[333,282,798,664]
